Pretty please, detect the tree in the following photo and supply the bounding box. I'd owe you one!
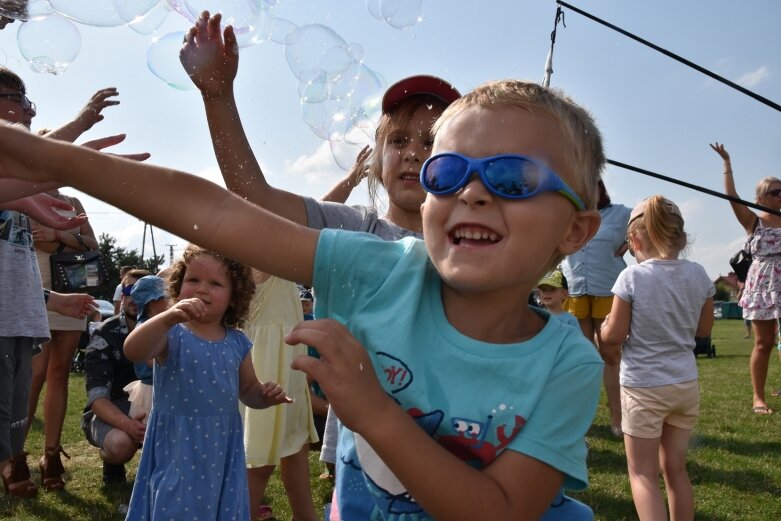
[714,282,732,302]
[94,233,165,299]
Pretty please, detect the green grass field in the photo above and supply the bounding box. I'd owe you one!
[2,319,780,520]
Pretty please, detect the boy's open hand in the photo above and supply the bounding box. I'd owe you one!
[80,133,151,162]
[165,298,207,325]
[260,380,294,405]
[21,194,87,230]
[287,319,394,434]
[180,11,239,100]
[73,87,120,133]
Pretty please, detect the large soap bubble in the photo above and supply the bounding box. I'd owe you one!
[114,0,162,24]
[17,13,81,75]
[49,0,127,27]
[284,24,352,82]
[0,0,52,21]
[254,14,296,44]
[380,0,424,29]
[166,0,261,47]
[128,1,168,34]
[146,31,195,90]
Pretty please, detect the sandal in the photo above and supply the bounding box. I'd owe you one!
[752,405,774,415]
[2,452,38,498]
[38,445,70,491]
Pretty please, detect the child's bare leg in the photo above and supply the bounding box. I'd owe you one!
[280,444,318,521]
[659,423,694,521]
[625,434,667,521]
[594,318,622,433]
[247,465,275,517]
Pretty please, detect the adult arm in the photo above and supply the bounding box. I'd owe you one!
[43,88,120,143]
[47,291,95,319]
[0,123,318,285]
[320,145,372,203]
[180,11,308,224]
[0,179,62,203]
[598,296,631,366]
[711,142,756,233]
[90,397,146,442]
[287,319,564,521]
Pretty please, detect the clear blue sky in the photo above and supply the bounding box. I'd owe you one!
[1,0,779,278]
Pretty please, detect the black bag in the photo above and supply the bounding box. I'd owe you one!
[729,248,752,283]
[50,235,109,292]
[729,218,759,283]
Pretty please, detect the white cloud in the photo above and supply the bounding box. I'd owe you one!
[736,66,769,88]
[283,141,343,185]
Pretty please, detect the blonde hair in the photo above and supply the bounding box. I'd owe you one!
[628,195,688,259]
[432,79,605,210]
[167,244,255,329]
[366,94,449,211]
[755,176,781,203]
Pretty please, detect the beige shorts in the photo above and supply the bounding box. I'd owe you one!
[621,379,699,438]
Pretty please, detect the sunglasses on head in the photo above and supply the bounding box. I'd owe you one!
[122,284,134,296]
[420,152,585,210]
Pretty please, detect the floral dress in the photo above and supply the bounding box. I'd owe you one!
[739,224,781,320]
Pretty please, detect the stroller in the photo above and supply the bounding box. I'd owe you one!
[693,336,716,358]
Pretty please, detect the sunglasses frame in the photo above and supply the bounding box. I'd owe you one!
[767,188,781,198]
[0,92,36,112]
[420,152,585,210]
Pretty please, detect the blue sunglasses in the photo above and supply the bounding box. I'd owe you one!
[420,152,585,210]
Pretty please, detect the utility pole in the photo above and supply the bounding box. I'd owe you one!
[166,243,176,267]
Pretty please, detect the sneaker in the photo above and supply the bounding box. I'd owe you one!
[102,462,127,485]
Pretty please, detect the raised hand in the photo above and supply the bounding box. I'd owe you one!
[73,87,120,133]
[287,319,393,434]
[180,11,239,100]
[348,145,372,187]
[710,142,731,163]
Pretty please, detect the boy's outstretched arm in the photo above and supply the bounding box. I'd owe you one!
[180,11,308,225]
[288,320,564,521]
[0,123,318,286]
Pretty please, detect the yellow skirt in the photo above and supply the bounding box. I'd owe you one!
[240,276,318,467]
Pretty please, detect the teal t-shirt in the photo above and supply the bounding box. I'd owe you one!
[313,230,603,520]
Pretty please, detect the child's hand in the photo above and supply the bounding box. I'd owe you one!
[165,298,207,325]
[347,145,372,187]
[286,319,394,435]
[80,133,151,162]
[73,87,120,133]
[709,142,731,163]
[180,11,239,100]
[260,380,294,406]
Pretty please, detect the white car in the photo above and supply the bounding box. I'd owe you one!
[93,299,116,320]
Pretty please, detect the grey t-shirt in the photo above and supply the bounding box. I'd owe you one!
[303,198,421,240]
[0,210,49,342]
[612,259,714,387]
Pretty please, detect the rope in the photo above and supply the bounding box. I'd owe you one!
[542,6,565,87]
[607,159,781,217]
[556,1,781,113]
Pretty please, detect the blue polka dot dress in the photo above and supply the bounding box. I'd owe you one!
[126,324,252,521]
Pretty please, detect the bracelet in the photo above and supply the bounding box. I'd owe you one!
[724,170,733,175]
[43,289,51,303]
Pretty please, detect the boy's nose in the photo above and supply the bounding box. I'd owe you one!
[458,174,493,206]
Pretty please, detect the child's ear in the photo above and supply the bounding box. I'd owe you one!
[558,209,601,255]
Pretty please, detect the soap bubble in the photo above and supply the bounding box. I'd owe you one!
[254,14,296,44]
[0,0,51,21]
[365,0,383,21]
[330,136,371,171]
[146,31,195,90]
[166,0,261,47]
[298,71,329,104]
[49,0,127,27]
[128,2,168,34]
[284,24,351,82]
[346,43,363,62]
[380,0,424,29]
[114,0,161,24]
[17,14,81,75]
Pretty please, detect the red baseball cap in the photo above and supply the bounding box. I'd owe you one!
[381,75,461,114]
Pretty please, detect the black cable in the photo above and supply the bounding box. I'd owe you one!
[607,159,781,217]
[556,1,781,113]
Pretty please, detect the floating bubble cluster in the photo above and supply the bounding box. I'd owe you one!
[0,0,429,169]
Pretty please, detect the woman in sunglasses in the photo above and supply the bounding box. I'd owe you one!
[712,142,781,415]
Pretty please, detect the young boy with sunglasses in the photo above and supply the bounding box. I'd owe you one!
[0,78,604,519]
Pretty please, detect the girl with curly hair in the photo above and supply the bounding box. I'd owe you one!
[122,244,293,519]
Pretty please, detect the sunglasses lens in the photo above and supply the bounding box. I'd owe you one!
[484,157,541,197]
[423,156,468,193]
[122,284,134,296]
